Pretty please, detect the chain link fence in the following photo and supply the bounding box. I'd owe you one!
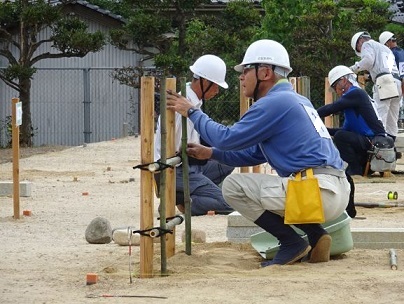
[0,68,139,147]
[2,69,402,148]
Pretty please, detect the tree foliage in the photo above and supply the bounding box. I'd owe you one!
[260,0,391,106]
[109,0,260,73]
[0,0,106,146]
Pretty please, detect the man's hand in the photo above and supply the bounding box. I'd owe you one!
[349,63,359,73]
[186,143,212,160]
[166,90,193,117]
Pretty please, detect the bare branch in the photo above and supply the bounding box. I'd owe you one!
[27,38,53,60]
[29,51,85,65]
[0,74,20,92]
[0,50,18,65]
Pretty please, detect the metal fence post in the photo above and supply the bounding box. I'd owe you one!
[83,68,91,143]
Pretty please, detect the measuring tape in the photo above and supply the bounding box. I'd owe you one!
[387,191,398,200]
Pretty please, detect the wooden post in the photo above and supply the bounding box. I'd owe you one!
[12,97,20,219]
[140,76,155,278]
[180,78,192,255]
[159,77,168,274]
[239,80,251,173]
[165,78,176,258]
[324,77,334,128]
[289,77,297,92]
[299,76,311,99]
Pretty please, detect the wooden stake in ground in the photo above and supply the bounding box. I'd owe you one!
[159,77,168,274]
[140,76,155,278]
[164,78,177,258]
[12,97,21,219]
[180,77,192,255]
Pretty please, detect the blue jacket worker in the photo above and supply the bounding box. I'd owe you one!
[317,65,387,176]
[166,39,350,266]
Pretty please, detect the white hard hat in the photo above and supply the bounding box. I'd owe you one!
[234,39,292,76]
[328,65,356,87]
[351,31,371,56]
[189,54,228,89]
[379,31,394,45]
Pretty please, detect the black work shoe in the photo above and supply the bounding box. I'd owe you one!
[261,241,311,267]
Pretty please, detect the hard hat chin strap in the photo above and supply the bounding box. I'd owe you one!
[253,64,276,101]
[253,65,261,102]
[199,78,213,110]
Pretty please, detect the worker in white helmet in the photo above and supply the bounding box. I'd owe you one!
[154,54,234,216]
[350,31,402,141]
[317,66,392,219]
[166,40,350,266]
[379,31,404,125]
[318,65,387,176]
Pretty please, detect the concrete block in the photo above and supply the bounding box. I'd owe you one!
[227,211,263,242]
[227,211,404,249]
[396,133,404,152]
[227,226,264,243]
[351,228,404,249]
[227,211,255,227]
[0,181,32,197]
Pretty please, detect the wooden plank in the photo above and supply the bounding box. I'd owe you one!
[140,76,155,278]
[12,97,20,219]
[165,78,176,258]
[324,77,334,128]
[239,80,251,173]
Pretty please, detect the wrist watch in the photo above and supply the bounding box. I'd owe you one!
[187,107,198,117]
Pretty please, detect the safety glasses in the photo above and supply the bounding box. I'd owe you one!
[331,78,343,92]
[241,64,272,75]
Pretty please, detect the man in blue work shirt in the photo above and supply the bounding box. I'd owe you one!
[166,39,350,267]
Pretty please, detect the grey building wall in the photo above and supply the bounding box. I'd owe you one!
[0,11,151,147]
[0,68,140,147]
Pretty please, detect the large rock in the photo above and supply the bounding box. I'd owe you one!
[85,217,112,244]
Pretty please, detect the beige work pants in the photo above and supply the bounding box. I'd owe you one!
[222,173,350,223]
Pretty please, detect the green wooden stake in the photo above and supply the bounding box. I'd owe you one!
[159,77,168,274]
[180,77,192,255]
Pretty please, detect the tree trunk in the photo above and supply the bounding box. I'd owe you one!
[19,77,32,147]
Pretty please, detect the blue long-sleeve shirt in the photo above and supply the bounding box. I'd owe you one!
[391,46,404,79]
[188,81,343,177]
[317,86,385,138]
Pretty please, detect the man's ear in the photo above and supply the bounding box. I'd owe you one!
[263,66,274,80]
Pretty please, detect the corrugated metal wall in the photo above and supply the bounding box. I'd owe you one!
[0,9,151,147]
[0,67,140,147]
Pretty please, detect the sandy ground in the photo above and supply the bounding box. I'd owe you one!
[1,135,404,304]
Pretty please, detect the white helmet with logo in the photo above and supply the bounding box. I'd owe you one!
[189,55,228,89]
[379,31,394,45]
[328,65,356,87]
[234,39,292,76]
[351,31,371,56]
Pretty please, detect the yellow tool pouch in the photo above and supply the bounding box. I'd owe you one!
[284,168,325,224]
